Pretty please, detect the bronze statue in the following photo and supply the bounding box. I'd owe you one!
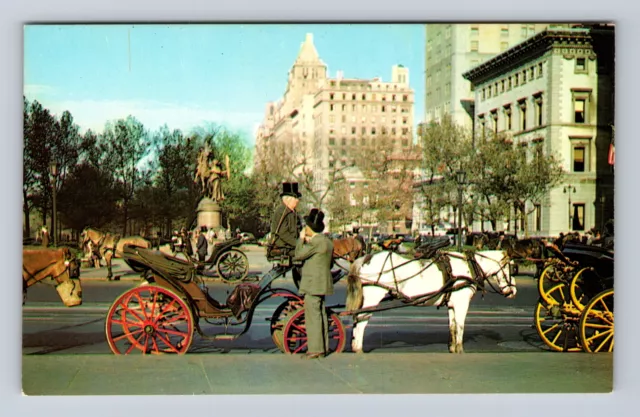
[194,145,230,202]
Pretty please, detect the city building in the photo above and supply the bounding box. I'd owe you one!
[255,33,416,233]
[462,25,615,237]
[425,23,571,130]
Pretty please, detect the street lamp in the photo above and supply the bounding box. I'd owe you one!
[563,184,576,231]
[456,170,466,251]
[50,161,59,247]
[599,195,606,232]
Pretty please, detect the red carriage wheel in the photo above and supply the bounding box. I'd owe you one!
[270,298,303,352]
[281,307,346,355]
[105,285,194,354]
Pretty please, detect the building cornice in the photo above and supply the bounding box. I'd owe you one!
[463,28,594,86]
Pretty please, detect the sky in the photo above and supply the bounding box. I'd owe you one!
[24,24,425,146]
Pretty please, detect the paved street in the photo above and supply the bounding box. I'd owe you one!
[20,244,613,394]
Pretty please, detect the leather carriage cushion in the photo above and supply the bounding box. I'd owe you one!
[226,283,261,319]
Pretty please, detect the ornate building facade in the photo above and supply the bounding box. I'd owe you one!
[463,25,615,236]
[255,33,416,232]
[425,23,571,130]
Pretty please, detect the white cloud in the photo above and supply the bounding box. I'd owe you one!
[24,84,57,96]
[24,97,263,144]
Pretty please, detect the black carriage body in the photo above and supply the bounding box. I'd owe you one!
[206,238,243,264]
[562,243,614,294]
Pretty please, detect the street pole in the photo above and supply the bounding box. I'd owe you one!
[456,170,466,252]
[600,195,606,232]
[457,186,463,251]
[563,184,575,231]
[50,161,59,247]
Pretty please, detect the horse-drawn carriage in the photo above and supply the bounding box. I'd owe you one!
[104,238,364,355]
[104,235,517,355]
[533,243,614,353]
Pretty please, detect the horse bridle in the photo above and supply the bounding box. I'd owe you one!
[471,252,515,297]
[23,255,76,287]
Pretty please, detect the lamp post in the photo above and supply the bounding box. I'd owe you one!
[563,184,576,231]
[599,195,606,232]
[50,161,59,247]
[456,170,466,251]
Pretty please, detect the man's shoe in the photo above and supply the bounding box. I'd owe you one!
[302,352,324,359]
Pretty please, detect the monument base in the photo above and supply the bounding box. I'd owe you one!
[196,197,222,230]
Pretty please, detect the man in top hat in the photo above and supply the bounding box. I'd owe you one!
[269,182,303,285]
[196,226,209,263]
[293,208,334,359]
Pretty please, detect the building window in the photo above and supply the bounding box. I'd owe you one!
[402,139,409,147]
[362,94,366,100]
[341,104,346,111]
[537,62,543,78]
[382,105,386,112]
[330,104,334,111]
[351,127,356,134]
[504,105,512,131]
[371,127,376,135]
[575,57,587,73]
[501,27,509,36]
[478,114,486,139]
[514,73,519,87]
[491,110,498,135]
[352,94,356,100]
[529,67,535,80]
[500,42,509,51]
[572,203,585,231]
[329,137,335,146]
[392,127,396,135]
[403,95,408,102]
[342,137,347,146]
[402,127,409,135]
[382,127,387,135]
[518,100,527,131]
[402,117,408,125]
[471,40,479,51]
[507,77,512,91]
[534,94,543,126]
[361,126,366,134]
[342,93,346,100]
[573,145,586,172]
[521,25,528,37]
[574,99,586,123]
[352,104,356,111]
[470,26,479,36]
[329,93,334,100]
[392,94,396,101]
[482,88,486,100]
[521,70,527,84]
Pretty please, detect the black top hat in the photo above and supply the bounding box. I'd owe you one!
[280,182,302,198]
[304,208,325,233]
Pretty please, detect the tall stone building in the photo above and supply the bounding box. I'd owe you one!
[462,25,615,236]
[425,23,570,130]
[255,33,415,232]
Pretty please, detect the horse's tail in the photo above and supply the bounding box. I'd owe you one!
[346,258,364,313]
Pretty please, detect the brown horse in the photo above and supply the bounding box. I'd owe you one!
[23,246,82,307]
[81,227,151,280]
[332,236,365,263]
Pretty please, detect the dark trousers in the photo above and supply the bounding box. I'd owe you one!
[304,293,329,354]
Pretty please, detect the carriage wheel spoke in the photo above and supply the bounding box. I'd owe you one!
[584,322,612,330]
[550,328,563,345]
[585,328,613,344]
[541,323,560,336]
[131,293,151,320]
[594,332,613,352]
[598,299,612,314]
[155,332,179,353]
[292,341,308,354]
[156,327,190,338]
[112,328,143,343]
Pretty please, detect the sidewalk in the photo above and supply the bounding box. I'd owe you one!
[22,352,612,395]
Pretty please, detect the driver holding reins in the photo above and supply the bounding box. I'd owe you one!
[268,182,303,287]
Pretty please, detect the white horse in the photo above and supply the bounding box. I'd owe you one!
[346,250,516,354]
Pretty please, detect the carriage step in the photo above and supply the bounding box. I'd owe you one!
[214,334,238,341]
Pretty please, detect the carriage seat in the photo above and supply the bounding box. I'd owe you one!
[123,246,195,282]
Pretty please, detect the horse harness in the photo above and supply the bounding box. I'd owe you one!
[23,252,75,287]
[360,249,511,309]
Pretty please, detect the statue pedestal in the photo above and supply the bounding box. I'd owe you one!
[196,198,222,230]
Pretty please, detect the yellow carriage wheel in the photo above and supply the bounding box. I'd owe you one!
[579,289,614,353]
[569,267,594,310]
[538,263,572,305]
[533,283,582,352]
